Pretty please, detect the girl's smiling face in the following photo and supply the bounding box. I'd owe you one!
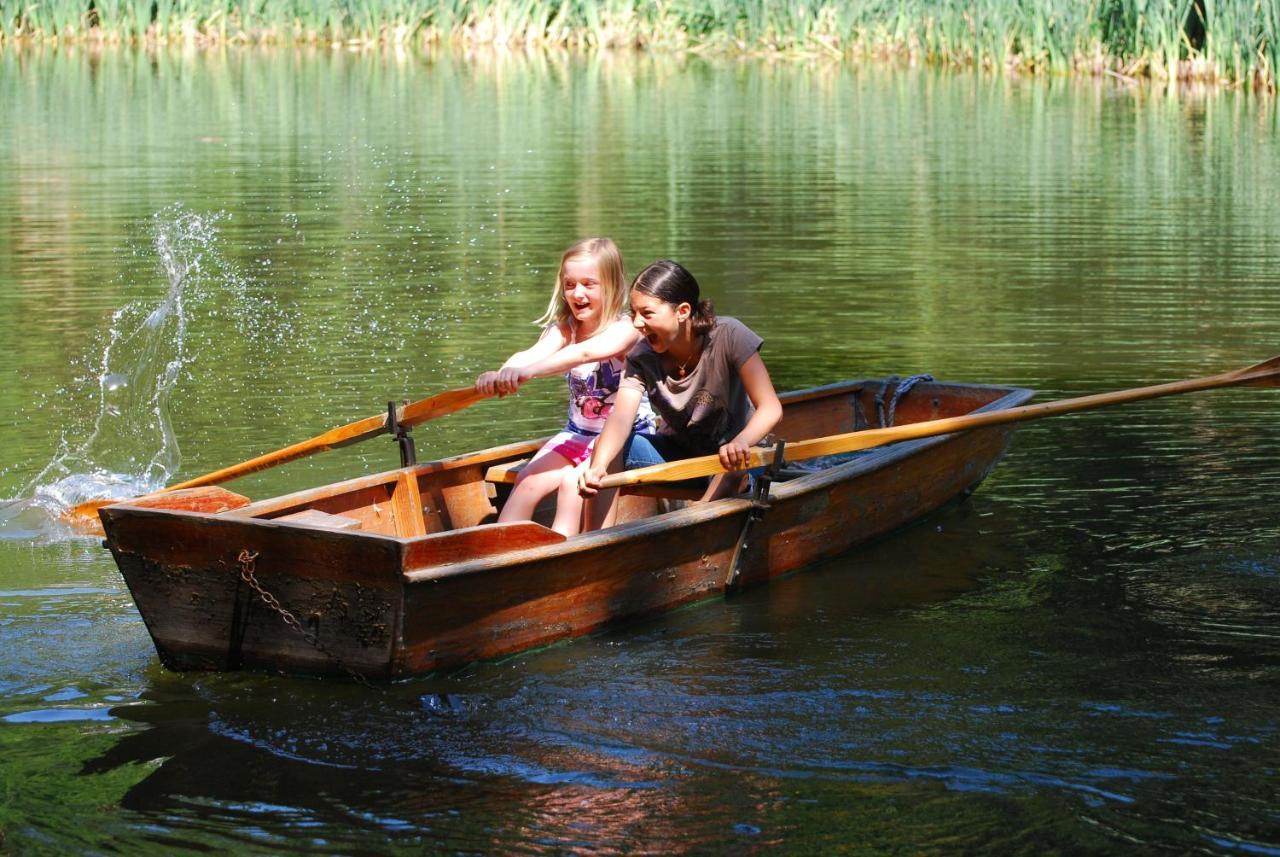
[630,289,689,353]
[561,259,604,327]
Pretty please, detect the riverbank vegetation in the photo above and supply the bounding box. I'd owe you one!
[0,0,1275,90]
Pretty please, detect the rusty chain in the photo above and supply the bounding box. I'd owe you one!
[234,549,381,690]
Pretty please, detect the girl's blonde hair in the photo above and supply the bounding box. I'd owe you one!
[534,237,628,329]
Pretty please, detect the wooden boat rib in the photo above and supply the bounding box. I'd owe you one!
[100,378,1034,679]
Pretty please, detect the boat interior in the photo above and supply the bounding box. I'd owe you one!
[136,379,1019,547]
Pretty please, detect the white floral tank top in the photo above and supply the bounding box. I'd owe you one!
[565,321,657,436]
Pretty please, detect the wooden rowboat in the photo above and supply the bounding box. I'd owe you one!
[99,377,1034,680]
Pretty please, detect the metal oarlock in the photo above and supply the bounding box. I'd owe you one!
[387,401,417,468]
[725,438,786,592]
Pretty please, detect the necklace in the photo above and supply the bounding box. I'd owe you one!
[673,343,701,379]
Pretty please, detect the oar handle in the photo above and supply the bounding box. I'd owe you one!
[597,447,776,490]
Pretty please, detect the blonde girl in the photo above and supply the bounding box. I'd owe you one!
[476,238,655,536]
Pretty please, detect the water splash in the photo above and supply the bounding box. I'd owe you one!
[0,207,264,542]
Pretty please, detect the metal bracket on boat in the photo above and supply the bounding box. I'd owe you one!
[232,549,380,690]
[387,400,417,468]
[725,438,786,593]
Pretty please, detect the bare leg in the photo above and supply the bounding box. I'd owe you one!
[583,450,625,532]
[700,472,747,502]
[498,449,574,524]
[550,466,586,537]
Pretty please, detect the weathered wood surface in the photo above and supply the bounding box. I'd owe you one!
[102,507,405,677]
[404,522,565,569]
[275,509,363,530]
[100,379,1034,679]
[126,486,252,512]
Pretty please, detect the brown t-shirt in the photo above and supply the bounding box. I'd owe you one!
[620,316,764,456]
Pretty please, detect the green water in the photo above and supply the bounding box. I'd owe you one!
[1,48,1278,854]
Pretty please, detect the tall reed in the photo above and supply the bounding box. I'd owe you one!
[0,0,1273,90]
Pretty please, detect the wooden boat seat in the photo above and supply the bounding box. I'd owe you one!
[485,458,704,501]
[274,509,363,530]
[484,459,528,485]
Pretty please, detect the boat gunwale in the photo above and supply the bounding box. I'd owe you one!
[762,382,1036,498]
[99,379,1034,570]
[401,382,1036,583]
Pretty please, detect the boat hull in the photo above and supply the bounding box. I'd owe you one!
[101,379,1033,679]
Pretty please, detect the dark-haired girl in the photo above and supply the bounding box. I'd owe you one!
[578,260,782,528]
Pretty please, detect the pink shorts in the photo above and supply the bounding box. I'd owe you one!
[535,430,597,466]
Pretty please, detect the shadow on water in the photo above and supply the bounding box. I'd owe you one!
[49,494,1270,854]
[55,501,1016,853]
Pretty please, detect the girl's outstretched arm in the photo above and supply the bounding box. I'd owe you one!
[511,320,641,385]
[476,324,568,396]
[578,385,643,498]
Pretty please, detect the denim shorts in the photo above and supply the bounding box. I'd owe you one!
[623,432,770,494]
[622,432,709,491]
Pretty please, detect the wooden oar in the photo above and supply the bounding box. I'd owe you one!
[598,354,1280,490]
[67,384,490,523]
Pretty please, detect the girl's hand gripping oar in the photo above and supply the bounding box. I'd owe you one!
[597,354,1280,491]
[65,384,491,531]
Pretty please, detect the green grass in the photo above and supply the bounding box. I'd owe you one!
[0,0,1274,90]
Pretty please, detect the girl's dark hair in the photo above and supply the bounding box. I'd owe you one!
[631,260,716,335]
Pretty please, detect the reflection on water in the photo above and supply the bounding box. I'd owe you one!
[0,48,1278,853]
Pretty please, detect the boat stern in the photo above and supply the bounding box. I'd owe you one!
[101,505,405,679]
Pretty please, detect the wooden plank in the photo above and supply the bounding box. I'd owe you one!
[276,509,363,531]
[485,459,529,485]
[282,483,398,535]
[402,522,565,571]
[415,437,549,473]
[622,484,705,501]
[776,380,865,406]
[230,471,405,518]
[392,472,427,538]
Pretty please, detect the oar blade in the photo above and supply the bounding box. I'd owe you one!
[1232,354,1280,387]
[66,486,251,537]
[65,499,115,536]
